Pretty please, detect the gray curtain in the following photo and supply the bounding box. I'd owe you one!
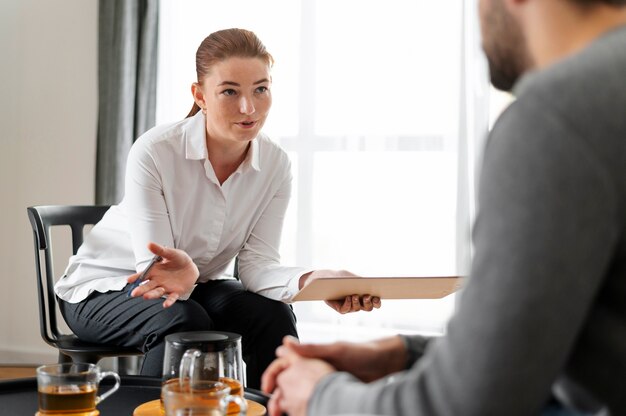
[96,0,159,205]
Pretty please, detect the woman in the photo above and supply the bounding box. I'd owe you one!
[56,28,380,388]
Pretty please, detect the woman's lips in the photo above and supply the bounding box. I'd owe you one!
[237,120,256,129]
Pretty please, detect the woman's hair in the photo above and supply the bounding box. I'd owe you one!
[186,28,274,118]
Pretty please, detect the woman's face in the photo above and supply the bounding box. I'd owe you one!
[193,56,272,146]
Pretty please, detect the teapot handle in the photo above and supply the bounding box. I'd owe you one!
[179,348,202,389]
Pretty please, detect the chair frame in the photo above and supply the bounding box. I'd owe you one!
[27,205,143,365]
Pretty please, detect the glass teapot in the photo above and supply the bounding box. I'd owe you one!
[163,331,245,397]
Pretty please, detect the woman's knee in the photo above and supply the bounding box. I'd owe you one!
[255,300,297,335]
[163,300,214,332]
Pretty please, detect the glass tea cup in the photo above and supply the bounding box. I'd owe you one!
[162,380,247,416]
[36,363,121,416]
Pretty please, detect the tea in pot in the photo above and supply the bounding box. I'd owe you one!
[163,331,245,397]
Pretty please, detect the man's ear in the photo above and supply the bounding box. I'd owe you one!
[191,82,206,109]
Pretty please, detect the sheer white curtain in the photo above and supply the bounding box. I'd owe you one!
[157,0,490,342]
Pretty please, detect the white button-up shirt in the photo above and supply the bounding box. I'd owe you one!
[55,111,310,303]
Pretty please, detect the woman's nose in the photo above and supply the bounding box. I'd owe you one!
[239,96,255,115]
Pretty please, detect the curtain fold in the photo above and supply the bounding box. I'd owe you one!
[456,0,490,277]
[96,0,158,205]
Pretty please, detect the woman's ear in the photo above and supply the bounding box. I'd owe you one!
[191,82,206,109]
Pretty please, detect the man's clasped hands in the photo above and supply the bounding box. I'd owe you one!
[261,335,409,416]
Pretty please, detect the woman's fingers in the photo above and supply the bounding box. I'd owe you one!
[146,241,166,257]
[350,295,361,312]
[134,281,180,307]
[127,271,141,283]
[141,285,166,300]
[340,296,352,314]
[325,295,383,314]
[362,295,373,311]
[162,292,180,308]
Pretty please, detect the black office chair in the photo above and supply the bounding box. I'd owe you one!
[26,205,144,366]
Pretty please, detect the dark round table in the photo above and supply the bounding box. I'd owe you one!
[0,376,269,415]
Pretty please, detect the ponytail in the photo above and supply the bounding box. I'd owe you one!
[186,102,201,118]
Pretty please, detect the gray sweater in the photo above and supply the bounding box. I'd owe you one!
[309,25,626,416]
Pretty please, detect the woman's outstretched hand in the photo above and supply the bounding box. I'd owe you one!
[127,242,199,308]
[300,270,382,314]
[324,293,382,314]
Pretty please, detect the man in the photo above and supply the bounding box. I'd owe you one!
[261,0,626,414]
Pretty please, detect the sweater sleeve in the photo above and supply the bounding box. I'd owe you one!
[307,94,619,415]
[399,334,432,368]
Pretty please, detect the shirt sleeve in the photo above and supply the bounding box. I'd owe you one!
[308,96,619,415]
[236,159,312,302]
[123,137,176,271]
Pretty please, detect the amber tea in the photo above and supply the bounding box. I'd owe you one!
[161,377,243,414]
[162,380,246,416]
[36,363,120,416]
[218,377,242,397]
[218,377,243,414]
[38,384,97,415]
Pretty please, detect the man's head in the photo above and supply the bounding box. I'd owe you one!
[479,0,626,91]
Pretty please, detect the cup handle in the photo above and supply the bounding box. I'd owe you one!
[222,394,247,416]
[96,371,121,404]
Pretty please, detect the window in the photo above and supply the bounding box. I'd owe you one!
[157,0,484,342]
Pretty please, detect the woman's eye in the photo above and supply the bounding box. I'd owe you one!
[222,89,237,96]
[255,86,269,94]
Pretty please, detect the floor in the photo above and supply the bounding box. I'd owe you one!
[0,365,38,380]
[0,357,142,381]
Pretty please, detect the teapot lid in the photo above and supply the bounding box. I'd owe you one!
[165,331,241,351]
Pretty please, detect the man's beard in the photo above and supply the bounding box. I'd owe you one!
[481,1,532,91]
[486,50,528,91]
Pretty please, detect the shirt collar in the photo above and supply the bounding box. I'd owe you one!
[248,138,260,172]
[184,111,208,161]
[184,111,261,172]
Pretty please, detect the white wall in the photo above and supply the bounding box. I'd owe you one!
[0,0,98,364]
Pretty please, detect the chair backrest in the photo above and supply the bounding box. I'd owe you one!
[26,205,110,346]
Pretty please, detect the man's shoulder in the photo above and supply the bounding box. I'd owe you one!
[484,26,626,206]
[505,24,626,161]
[515,25,626,105]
